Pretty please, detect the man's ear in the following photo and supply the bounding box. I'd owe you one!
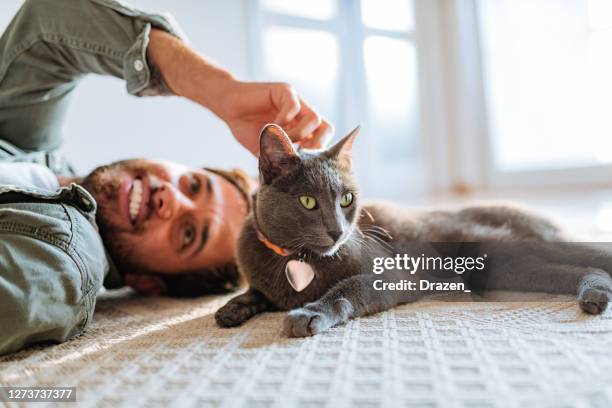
[325,126,359,171]
[259,124,300,184]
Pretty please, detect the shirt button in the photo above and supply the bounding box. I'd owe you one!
[80,197,93,211]
[134,59,144,72]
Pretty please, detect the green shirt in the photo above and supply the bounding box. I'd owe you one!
[0,0,182,354]
[0,0,182,156]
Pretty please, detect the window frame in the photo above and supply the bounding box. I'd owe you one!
[249,0,612,195]
[248,0,429,200]
[444,0,612,190]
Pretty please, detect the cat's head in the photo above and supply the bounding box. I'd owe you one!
[254,124,360,257]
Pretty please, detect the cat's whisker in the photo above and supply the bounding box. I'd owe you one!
[362,230,395,253]
[362,226,393,241]
[352,236,379,259]
[362,225,393,238]
[361,227,393,243]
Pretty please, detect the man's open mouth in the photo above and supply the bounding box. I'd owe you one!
[129,178,144,221]
[122,175,151,227]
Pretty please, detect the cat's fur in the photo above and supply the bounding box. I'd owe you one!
[215,124,612,336]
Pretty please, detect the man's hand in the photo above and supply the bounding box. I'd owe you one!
[216,81,333,155]
[148,29,334,156]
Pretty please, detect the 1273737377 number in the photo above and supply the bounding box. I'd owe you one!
[0,387,76,402]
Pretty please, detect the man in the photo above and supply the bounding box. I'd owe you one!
[0,0,332,355]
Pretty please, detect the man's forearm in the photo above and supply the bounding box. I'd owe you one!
[148,29,235,119]
[147,28,332,154]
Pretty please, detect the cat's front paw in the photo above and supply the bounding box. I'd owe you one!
[283,299,353,337]
[284,307,332,337]
[578,287,610,314]
[578,270,612,315]
[215,302,253,327]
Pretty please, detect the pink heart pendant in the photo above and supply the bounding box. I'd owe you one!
[285,260,315,292]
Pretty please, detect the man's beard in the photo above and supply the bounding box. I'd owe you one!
[81,160,145,273]
[81,163,122,212]
[81,158,156,228]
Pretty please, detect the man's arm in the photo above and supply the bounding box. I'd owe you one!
[147,29,333,155]
[0,0,185,156]
[0,0,332,159]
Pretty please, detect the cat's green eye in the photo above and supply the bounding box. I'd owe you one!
[299,195,317,210]
[340,192,353,208]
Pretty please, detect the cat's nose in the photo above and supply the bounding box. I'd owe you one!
[327,230,342,242]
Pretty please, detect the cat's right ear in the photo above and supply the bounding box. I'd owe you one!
[259,124,300,184]
[325,125,359,171]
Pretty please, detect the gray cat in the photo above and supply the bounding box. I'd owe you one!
[215,124,612,337]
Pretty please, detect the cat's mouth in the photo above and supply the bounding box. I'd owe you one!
[308,244,336,256]
[308,235,350,257]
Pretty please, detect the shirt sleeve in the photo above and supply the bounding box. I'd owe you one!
[0,0,186,152]
[0,0,185,97]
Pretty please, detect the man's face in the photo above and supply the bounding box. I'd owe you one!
[82,159,248,275]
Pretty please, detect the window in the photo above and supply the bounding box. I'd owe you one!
[262,26,340,123]
[261,0,338,20]
[478,0,612,174]
[252,0,423,199]
[254,0,612,194]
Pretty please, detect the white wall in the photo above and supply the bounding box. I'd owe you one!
[0,1,22,31]
[1,0,257,175]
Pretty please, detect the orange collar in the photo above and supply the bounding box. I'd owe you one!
[256,229,291,257]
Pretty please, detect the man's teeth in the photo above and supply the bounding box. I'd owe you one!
[129,179,143,221]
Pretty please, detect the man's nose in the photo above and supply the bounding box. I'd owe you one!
[152,185,175,219]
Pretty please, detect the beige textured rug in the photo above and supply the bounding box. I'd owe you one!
[2,289,612,408]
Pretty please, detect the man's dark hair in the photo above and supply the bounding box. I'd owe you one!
[162,263,241,297]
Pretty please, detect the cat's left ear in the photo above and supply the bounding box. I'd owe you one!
[259,123,300,184]
[325,126,359,171]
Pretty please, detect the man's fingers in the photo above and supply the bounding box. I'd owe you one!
[273,84,301,125]
[285,100,322,143]
[299,119,334,149]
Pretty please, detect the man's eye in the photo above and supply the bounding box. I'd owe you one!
[189,176,201,194]
[182,224,196,248]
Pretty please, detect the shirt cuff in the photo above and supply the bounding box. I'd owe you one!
[90,0,187,96]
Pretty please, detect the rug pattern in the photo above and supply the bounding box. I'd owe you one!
[2,290,612,408]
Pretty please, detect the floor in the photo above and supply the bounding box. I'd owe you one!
[2,189,612,408]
